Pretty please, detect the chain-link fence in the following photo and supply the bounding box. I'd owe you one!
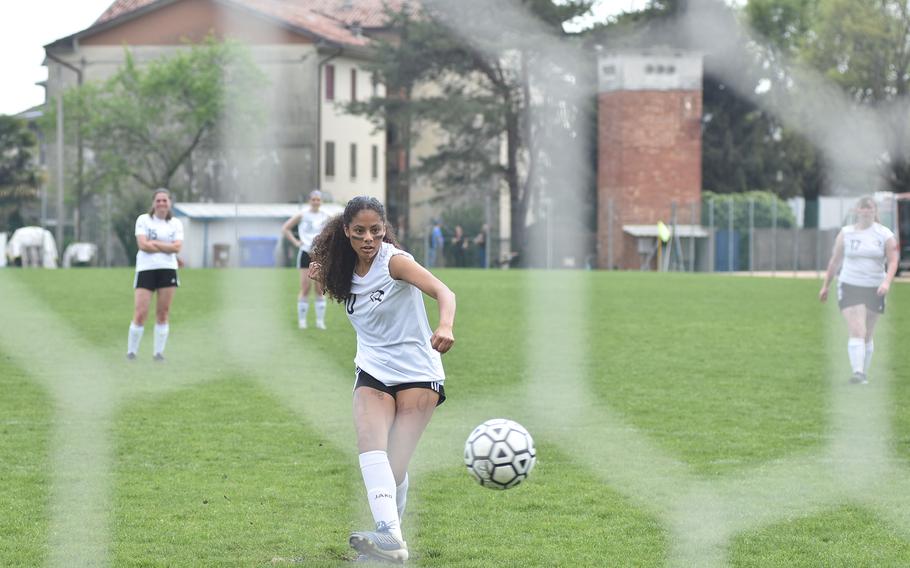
[598,192,904,274]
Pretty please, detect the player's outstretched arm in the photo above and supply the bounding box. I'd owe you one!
[389,254,456,353]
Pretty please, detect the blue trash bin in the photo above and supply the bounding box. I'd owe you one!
[714,230,740,272]
[239,236,278,267]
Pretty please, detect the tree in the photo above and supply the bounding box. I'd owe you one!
[747,0,910,193]
[44,37,266,248]
[701,74,827,201]
[803,0,910,192]
[0,115,40,231]
[349,0,592,264]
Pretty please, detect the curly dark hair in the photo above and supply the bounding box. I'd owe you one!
[311,196,400,302]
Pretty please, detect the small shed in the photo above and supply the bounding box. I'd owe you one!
[172,203,344,268]
[622,224,709,271]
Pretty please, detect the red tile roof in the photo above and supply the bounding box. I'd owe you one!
[94,0,411,47]
[96,0,156,24]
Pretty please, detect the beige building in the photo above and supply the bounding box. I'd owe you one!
[319,55,386,204]
[42,0,398,227]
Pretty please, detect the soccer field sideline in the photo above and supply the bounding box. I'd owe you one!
[1,269,909,566]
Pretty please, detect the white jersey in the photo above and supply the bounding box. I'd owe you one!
[346,242,445,385]
[298,209,331,253]
[839,222,894,287]
[134,214,184,271]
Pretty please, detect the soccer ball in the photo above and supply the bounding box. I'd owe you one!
[464,418,536,490]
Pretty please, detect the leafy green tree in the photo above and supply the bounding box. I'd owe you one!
[747,0,910,193]
[44,37,266,248]
[803,0,910,192]
[0,115,40,231]
[350,0,592,264]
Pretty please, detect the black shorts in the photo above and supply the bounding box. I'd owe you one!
[134,269,179,291]
[838,282,884,314]
[354,367,446,406]
[297,249,312,269]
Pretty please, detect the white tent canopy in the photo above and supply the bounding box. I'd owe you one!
[6,227,58,268]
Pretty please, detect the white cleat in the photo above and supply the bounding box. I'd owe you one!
[349,525,408,564]
[298,319,307,329]
[315,320,327,330]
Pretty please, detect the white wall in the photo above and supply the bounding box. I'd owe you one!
[598,50,703,93]
[320,56,386,204]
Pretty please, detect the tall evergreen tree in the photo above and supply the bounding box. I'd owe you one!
[350,0,592,263]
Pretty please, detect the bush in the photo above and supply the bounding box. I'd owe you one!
[702,191,795,229]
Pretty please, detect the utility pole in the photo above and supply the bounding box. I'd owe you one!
[55,92,64,250]
[46,53,84,243]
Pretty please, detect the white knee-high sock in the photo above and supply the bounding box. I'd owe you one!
[847,338,865,374]
[359,450,402,540]
[127,322,144,355]
[154,323,169,355]
[314,297,327,325]
[297,299,309,323]
[396,473,409,521]
[864,340,874,375]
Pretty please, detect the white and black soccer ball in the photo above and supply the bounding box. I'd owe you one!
[464,418,536,490]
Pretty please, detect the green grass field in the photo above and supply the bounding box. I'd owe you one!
[1,268,908,567]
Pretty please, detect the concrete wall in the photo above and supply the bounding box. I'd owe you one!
[750,228,839,272]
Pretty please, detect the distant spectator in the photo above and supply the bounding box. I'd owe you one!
[426,219,444,268]
[451,225,467,267]
[473,224,488,268]
[396,214,408,250]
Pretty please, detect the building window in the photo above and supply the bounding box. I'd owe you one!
[350,143,357,179]
[325,141,335,177]
[371,145,379,179]
[325,65,335,100]
[351,68,357,101]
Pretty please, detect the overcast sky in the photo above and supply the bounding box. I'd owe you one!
[0,0,646,116]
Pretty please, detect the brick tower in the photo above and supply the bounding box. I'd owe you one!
[597,49,703,269]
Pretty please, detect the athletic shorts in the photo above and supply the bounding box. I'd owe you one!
[353,367,446,406]
[838,282,884,314]
[297,249,313,269]
[134,269,179,291]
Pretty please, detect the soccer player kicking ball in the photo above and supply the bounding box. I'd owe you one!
[309,196,456,563]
